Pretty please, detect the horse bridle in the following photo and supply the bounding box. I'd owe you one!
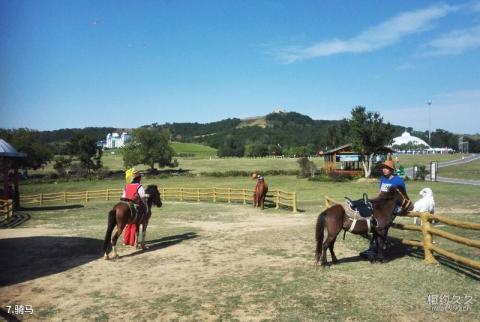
[395,188,412,211]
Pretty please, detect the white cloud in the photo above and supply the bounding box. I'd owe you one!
[422,25,480,55]
[280,4,455,63]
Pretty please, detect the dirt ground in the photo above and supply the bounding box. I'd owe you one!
[0,205,478,321]
[0,209,322,321]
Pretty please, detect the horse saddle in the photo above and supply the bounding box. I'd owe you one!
[120,199,146,224]
[345,193,373,218]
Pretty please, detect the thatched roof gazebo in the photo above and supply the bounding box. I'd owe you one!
[0,139,26,209]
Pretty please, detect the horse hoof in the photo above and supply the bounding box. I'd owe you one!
[104,254,109,260]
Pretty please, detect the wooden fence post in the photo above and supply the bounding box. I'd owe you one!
[242,189,246,204]
[39,194,43,206]
[421,212,437,264]
[85,191,89,203]
[64,192,67,203]
[275,190,280,209]
[9,200,13,219]
[197,188,200,202]
[162,188,165,201]
[228,188,231,204]
[180,188,184,201]
[292,192,297,212]
[106,189,109,201]
[213,188,217,203]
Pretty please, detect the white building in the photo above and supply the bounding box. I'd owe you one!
[105,132,130,148]
[392,131,430,148]
[391,131,454,154]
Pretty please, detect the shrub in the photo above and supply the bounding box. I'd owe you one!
[328,172,354,182]
[413,165,429,181]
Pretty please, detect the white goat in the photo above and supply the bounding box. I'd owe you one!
[413,188,435,224]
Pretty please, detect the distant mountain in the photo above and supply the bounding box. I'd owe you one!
[2,110,477,154]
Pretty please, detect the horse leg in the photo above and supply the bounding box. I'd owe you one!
[321,235,337,266]
[328,236,338,264]
[369,232,378,263]
[253,193,257,207]
[260,193,265,210]
[140,221,149,250]
[375,229,388,262]
[111,223,126,259]
[135,224,141,249]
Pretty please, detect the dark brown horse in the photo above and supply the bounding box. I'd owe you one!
[253,180,268,209]
[103,185,162,259]
[315,187,413,266]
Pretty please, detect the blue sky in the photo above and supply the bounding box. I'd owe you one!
[1,0,479,133]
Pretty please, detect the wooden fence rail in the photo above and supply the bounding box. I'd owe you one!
[325,196,480,271]
[21,187,297,212]
[0,199,14,220]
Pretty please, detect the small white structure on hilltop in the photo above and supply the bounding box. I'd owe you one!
[272,108,287,113]
[392,131,430,149]
[105,132,130,148]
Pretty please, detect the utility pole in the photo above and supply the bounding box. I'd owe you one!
[427,100,432,145]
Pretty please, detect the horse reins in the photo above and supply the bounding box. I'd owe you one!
[395,188,412,211]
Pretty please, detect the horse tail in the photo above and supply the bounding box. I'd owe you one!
[103,208,117,253]
[315,211,326,264]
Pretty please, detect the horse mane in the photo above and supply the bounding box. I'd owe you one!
[371,187,399,204]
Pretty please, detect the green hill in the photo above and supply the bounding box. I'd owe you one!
[171,142,217,157]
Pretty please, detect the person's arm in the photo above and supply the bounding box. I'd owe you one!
[137,185,149,198]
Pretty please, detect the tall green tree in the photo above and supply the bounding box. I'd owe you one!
[0,128,53,171]
[347,106,394,178]
[68,134,103,173]
[217,134,244,157]
[123,127,175,170]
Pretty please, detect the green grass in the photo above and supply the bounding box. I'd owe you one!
[170,142,218,157]
[395,154,470,169]
[437,159,480,180]
[19,176,480,214]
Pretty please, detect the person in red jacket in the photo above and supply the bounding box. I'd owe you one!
[122,170,148,246]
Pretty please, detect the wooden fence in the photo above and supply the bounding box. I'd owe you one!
[21,187,297,212]
[0,199,14,220]
[325,196,480,270]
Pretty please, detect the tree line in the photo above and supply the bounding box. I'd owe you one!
[1,109,478,177]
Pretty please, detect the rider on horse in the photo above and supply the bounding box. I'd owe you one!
[122,168,149,246]
[360,159,407,257]
[252,172,265,182]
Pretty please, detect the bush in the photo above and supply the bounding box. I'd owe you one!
[297,157,317,178]
[328,172,354,182]
[308,174,333,182]
[413,165,429,181]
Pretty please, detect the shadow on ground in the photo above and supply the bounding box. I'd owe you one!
[0,236,102,287]
[0,213,32,228]
[0,308,21,322]
[19,204,84,212]
[120,232,198,259]
[334,234,480,280]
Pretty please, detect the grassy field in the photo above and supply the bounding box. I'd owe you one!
[30,149,471,178]
[170,142,218,158]
[2,175,479,321]
[394,153,470,169]
[438,158,480,180]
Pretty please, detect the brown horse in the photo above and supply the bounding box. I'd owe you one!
[103,185,162,259]
[253,180,268,209]
[315,187,413,266]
